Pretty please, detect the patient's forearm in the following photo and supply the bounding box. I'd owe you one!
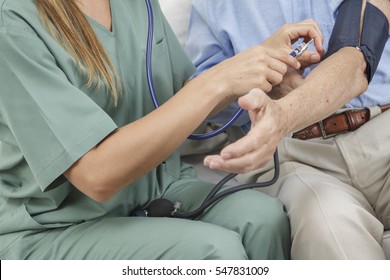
[278,0,390,133]
[278,47,368,133]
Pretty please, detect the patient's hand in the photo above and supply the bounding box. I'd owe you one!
[204,88,288,174]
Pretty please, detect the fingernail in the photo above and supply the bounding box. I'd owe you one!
[310,54,319,61]
[221,152,232,160]
[209,162,221,170]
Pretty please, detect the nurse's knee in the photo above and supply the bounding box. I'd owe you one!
[225,190,289,235]
[131,218,249,260]
[183,225,248,260]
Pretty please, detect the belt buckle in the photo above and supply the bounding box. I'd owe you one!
[319,120,338,139]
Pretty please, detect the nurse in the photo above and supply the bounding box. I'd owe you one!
[0,0,322,259]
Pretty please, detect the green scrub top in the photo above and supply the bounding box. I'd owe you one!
[0,0,196,234]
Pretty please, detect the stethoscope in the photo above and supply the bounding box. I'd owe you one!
[145,0,243,140]
[137,0,308,219]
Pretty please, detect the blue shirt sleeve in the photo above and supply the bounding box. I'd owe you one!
[185,0,250,127]
[185,0,390,128]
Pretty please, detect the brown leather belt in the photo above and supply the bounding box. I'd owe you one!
[292,104,390,140]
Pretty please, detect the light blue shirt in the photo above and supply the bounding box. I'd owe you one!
[185,0,390,129]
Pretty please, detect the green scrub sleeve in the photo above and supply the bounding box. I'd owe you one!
[0,28,118,191]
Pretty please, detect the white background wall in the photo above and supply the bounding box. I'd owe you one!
[159,0,192,46]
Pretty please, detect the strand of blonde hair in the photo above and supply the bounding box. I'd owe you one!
[35,0,121,105]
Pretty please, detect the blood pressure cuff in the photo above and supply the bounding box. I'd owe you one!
[324,0,389,83]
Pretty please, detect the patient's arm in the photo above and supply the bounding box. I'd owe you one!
[268,0,390,100]
[203,0,390,174]
[204,47,367,173]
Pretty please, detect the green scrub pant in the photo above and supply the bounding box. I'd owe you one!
[1,182,290,260]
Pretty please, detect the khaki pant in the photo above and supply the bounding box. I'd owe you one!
[238,110,390,259]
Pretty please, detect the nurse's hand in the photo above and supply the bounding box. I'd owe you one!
[262,19,325,61]
[207,44,299,97]
[205,19,324,100]
[204,88,288,174]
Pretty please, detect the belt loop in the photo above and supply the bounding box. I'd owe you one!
[368,106,382,119]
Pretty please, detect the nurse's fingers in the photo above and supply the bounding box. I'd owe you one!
[297,50,322,69]
[272,49,301,70]
[283,20,324,54]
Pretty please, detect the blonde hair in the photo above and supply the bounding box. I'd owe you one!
[35,0,120,105]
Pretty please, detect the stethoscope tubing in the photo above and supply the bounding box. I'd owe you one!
[144,0,280,220]
[145,0,243,140]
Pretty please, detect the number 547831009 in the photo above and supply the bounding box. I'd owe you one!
[215,266,269,276]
